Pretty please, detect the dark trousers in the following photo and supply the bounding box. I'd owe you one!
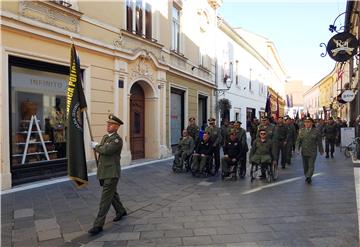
[212,147,221,173]
[93,178,126,227]
[239,155,247,177]
[325,138,335,154]
[275,141,287,167]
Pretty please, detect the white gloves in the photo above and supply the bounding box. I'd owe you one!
[91,141,98,149]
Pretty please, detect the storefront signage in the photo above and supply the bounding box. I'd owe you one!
[12,66,67,93]
[341,90,355,102]
[326,32,358,62]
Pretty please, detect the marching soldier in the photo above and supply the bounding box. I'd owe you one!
[323,117,337,158]
[233,121,248,178]
[88,114,127,235]
[273,117,288,169]
[186,117,200,143]
[285,116,296,166]
[221,129,242,180]
[257,116,276,141]
[221,118,230,145]
[205,118,222,175]
[296,116,324,184]
[173,129,195,172]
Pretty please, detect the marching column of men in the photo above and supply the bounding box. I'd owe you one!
[174,114,346,184]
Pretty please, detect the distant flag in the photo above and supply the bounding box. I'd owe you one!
[306,110,310,117]
[290,94,293,107]
[265,91,271,117]
[295,110,299,120]
[67,44,88,187]
[286,95,290,108]
[323,106,327,119]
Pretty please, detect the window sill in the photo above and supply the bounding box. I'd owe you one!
[198,65,211,73]
[121,29,163,49]
[170,50,188,61]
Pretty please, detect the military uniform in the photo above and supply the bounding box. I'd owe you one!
[273,119,288,168]
[249,138,276,164]
[296,117,324,183]
[89,114,127,235]
[256,121,276,141]
[173,135,195,171]
[191,136,213,176]
[323,119,337,158]
[186,117,200,143]
[285,119,296,165]
[221,131,242,179]
[234,121,248,177]
[205,118,222,174]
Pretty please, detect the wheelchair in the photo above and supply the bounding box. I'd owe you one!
[172,152,192,173]
[221,159,239,181]
[250,161,278,183]
[190,154,212,177]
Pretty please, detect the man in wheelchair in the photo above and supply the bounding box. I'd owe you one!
[191,131,213,177]
[221,129,242,181]
[249,127,277,181]
[173,129,195,172]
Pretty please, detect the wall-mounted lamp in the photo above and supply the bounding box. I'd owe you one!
[214,77,232,96]
[191,66,196,71]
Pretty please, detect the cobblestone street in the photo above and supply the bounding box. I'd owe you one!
[1,149,359,247]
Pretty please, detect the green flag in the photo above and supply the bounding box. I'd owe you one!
[66,44,88,187]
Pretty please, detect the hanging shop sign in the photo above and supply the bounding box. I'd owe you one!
[326,32,358,62]
[341,90,355,102]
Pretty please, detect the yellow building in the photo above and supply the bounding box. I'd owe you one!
[319,66,336,119]
[0,0,221,189]
[268,87,285,118]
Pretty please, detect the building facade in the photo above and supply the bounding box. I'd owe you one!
[215,22,287,129]
[0,0,221,189]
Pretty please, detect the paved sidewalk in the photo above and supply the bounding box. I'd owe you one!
[1,148,359,247]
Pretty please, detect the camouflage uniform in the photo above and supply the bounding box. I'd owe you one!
[296,117,324,183]
[173,135,195,171]
[206,118,222,174]
[323,119,337,158]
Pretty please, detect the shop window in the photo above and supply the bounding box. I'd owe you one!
[10,58,69,167]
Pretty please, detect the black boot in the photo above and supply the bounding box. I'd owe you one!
[325,153,329,158]
[331,153,334,158]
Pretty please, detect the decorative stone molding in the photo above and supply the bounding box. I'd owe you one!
[19,0,82,33]
[113,32,123,48]
[129,54,154,82]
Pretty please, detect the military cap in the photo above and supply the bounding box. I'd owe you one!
[208,117,216,122]
[304,116,314,122]
[229,121,235,124]
[229,128,236,135]
[258,126,267,132]
[234,120,242,125]
[328,116,334,120]
[107,114,124,125]
[189,117,195,121]
[261,116,269,120]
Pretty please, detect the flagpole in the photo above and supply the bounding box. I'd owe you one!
[84,109,99,168]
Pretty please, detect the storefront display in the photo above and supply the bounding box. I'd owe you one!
[9,56,69,185]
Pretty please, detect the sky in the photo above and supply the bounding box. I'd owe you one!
[219,0,346,86]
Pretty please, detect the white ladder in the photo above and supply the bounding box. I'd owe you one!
[21,115,49,164]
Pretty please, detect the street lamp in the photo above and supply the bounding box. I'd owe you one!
[214,77,232,96]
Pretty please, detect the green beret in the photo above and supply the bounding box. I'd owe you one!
[107,114,123,125]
